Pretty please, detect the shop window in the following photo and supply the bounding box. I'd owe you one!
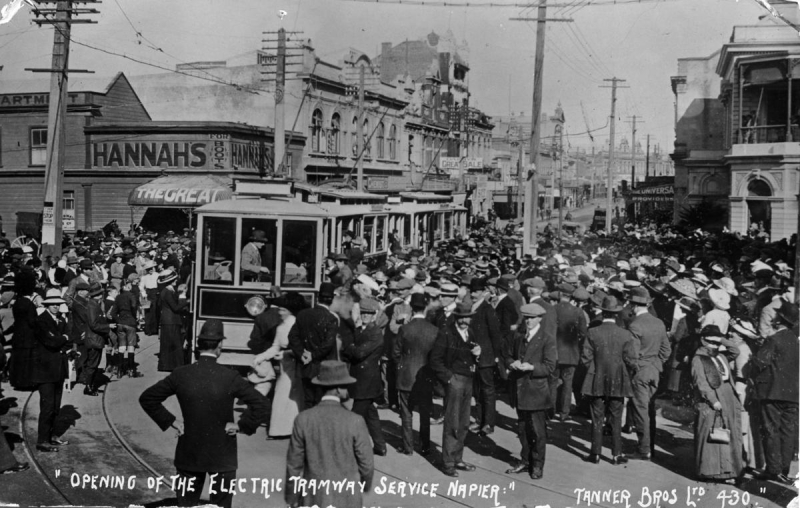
[62,190,75,231]
[388,124,397,160]
[351,116,359,157]
[376,122,385,159]
[202,217,237,285]
[282,220,317,287]
[30,127,47,166]
[363,118,371,158]
[241,218,277,285]
[329,113,340,155]
[375,215,386,252]
[311,109,323,153]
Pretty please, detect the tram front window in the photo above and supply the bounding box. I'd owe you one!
[282,220,317,286]
[203,217,236,285]
[375,216,385,252]
[241,218,277,284]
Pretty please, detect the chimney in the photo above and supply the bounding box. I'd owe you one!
[381,42,392,57]
[439,53,450,85]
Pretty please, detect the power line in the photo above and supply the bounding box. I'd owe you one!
[332,0,683,6]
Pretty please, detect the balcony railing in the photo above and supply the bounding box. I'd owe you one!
[738,124,799,144]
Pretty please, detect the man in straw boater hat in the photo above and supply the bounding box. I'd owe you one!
[285,360,374,508]
[503,302,557,480]
[627,285,671,461]
[749,299,799,485]
[580,295,635,466]
[429,301,482,477]
[140,319,269,508]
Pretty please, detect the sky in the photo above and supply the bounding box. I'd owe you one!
[0,0,770,153]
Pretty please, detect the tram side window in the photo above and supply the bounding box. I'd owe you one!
[241,218,277,284]
[282,220,317,287]
[403,217,411,248]
[444,212,452,239]
[203,217,236,285]
[363,216,374,254]
[375,216,385,252]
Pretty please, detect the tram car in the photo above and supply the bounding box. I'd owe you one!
[191,180,467,365]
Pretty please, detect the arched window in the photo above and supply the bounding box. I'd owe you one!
[747,179,772,197]
[351,116,359,157]
[389,124,397,160]
[311,109,323,153]
[376,122,385,159]
[329,113,340,155]
[363,118,371,158]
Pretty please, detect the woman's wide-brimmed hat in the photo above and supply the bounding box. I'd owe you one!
[157,269,178,285]
[669,278,697,300]
[708,288,731,310]
[713,277,738,296]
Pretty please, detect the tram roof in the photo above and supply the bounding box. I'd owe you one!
[399,192,451,202]
[195,196,465,217]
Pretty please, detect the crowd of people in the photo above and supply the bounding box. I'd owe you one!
[0,217,797,508]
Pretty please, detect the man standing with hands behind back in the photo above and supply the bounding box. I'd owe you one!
[139,319,269,508]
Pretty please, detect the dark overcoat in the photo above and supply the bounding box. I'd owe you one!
[469,300,504,368]
[580,321,637,397]
[288,305,338,379]
[628,312,671,386]
[159,287,189,326]
[505,324,557,410]
[751,327,799,402]
[555,301,587,365]
[393,316,438,392]
[343,323,383,400]
[30,310,70,385]
[9,296,38,388]
[495,295,519,337]
[139,355,269,472]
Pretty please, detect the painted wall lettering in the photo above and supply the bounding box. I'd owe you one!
[93,142,208,169]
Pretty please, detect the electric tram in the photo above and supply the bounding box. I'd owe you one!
[191,180,467,365]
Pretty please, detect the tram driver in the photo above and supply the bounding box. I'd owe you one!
[241,230,271,283]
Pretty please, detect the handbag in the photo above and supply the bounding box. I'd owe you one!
[83,330,106,350]
[708,411,731,444]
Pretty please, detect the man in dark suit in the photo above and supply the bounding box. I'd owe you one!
[494,277,519,338]
[139,319,268,508]
[524,277,556,341]
[342,298,386,456]
[430,302,481,477]
[552,283,587,421]
[393,293,438,455]
[72,281,114,395]
[581,295,637,465]
[627,286,671,460]
[467,278,503,435]
[31,290,73,453]
[289,282,339,409]
[504,303,557,480]
[750,300,799,485]
[285,360,374,508]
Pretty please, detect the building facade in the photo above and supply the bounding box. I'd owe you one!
[671,1,800,239]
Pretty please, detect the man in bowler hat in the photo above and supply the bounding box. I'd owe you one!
[285,360,374,508]
[139,319,269,508]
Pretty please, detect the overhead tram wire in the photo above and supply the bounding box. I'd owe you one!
[572,21,613,76]
[556,22,607,77]
[333,0,684,7]
[32,9,272,96]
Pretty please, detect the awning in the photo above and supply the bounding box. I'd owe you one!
[128,175,234,207]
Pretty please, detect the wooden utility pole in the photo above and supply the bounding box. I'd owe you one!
[262,29,303,176]
[30,1,97,260]
[557,131,564,238]
[511,2,572,254]
[645,134,650,178]
[516,124,524,220]
[356,65,365,191]
[274,28,286,175]
[601,77,627,232]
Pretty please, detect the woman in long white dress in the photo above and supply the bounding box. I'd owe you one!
[252,293,307,438]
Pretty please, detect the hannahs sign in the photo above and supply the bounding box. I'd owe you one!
[93,142,208,169]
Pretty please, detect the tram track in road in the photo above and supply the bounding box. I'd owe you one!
[18,339,173,506]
